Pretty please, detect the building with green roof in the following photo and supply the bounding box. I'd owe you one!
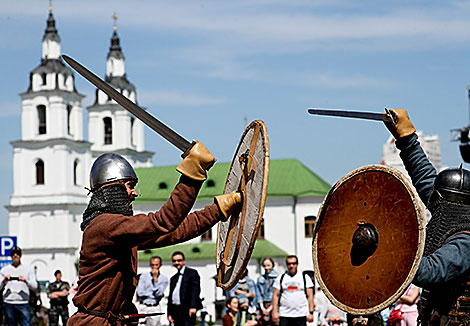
[133,158,330,321]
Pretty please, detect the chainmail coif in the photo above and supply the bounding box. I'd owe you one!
[81,183,133,231]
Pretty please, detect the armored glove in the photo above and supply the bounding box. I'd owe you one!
[214,191,243,221]
[176,141,215,181]
[385,108,416,140]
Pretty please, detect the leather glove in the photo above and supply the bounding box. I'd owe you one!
[385,108,416,140]
[214,191,243,221]
[176,141,215,181]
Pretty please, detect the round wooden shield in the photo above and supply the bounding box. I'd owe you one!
[312,164,425,315]
[216,120,269,290]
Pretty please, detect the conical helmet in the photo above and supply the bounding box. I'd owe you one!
[89,153,137,191]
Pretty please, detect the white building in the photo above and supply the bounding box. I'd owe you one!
[382,131,442,175]
[7,8,331,322]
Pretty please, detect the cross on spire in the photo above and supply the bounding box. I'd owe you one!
[112,12,118,31]
[49,0,53,12]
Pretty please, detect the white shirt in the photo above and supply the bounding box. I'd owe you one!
[274,272,313,318]
[0,263,38,304]
[171,266,186,305]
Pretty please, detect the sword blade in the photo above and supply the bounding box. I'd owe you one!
[307,108,393,123]
[62,54,194,155]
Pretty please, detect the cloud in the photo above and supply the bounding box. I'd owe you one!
[6,1,470,52]
[138,89,228,107]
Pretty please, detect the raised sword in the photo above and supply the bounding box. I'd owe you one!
[307,108,397,129]
[62,54,195,157]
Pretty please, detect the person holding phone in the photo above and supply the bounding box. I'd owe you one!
[0,246,38,326]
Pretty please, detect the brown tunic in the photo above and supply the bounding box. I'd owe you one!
[68,177,222,325]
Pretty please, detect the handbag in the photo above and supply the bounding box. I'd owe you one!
[387,309,403,324]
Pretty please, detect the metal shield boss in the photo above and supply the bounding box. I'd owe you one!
[216,120,270,290]
[312,165,425,315]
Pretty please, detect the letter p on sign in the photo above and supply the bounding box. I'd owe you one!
[0,237,17,257]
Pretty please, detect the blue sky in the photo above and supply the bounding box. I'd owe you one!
[1,0,470,233]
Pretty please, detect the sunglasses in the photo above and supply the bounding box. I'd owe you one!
[172,259,183,263]
[287,262,298,266]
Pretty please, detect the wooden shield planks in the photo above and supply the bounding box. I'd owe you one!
[216,120,269,290]
[312,165,425,315]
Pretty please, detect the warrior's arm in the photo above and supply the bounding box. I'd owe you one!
[138,204,221,249]
[414,233,470,287]
[395,133,437,205]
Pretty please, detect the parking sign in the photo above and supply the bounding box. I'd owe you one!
[0,236,17,268]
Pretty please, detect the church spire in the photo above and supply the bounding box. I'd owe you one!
[42,5,61,60]
[106,12,125,78]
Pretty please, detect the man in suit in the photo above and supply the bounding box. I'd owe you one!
[168,251,203,326]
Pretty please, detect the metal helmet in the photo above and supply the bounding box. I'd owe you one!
[90,153,138,191]
[429,167,470,207]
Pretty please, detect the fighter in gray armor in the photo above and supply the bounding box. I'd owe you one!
[385,109,470,326]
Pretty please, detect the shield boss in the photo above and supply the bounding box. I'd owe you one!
[313,165,425,315]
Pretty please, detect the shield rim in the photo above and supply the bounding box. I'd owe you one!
[216,119,270,290]
[312,164,425,315]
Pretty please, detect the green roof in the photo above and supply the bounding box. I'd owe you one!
[138,239,288,262]
[135,159,330,202]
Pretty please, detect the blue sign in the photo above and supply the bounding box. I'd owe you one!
[0,237,17,268]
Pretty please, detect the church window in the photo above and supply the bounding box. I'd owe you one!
[257,219,265,239]
[130,117,135,146]
[304,215,316,238]
[41,73,47,85]
[67,105,72,135]
[104,117,112,144]
[73,159,79,185]
[201,229,212,241]
[37,105,46,135]
[36,160,45,185]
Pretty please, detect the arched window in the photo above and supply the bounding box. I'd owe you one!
[304,215,317,238]
[130,117,135,146]
[104,117,112,144]
[37,105,46,135]
[67,105,72,135]
[36,160,44,185]
[73,159,79,185]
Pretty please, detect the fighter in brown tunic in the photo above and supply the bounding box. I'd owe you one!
[68,142,241,326]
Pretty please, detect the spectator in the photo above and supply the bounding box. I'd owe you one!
[0,246,38,326]
[136,256,169,326]
[223,297,239,326]
[236,296,258,326]
[272,255,314,326]
[314,287,329,326]
[168,251,203,326]
[228,270,257,313]
[389,285,420,326]
[47,269,70,326]
[257,257,278,325]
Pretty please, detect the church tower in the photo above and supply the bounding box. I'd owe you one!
[8,8,92,283]
[87,17,153,167]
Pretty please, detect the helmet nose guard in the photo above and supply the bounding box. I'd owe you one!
[90,153,138,191]
[430,167,470,206]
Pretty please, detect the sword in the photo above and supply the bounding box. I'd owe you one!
[62,55,195,157]
[307,108,397,129]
